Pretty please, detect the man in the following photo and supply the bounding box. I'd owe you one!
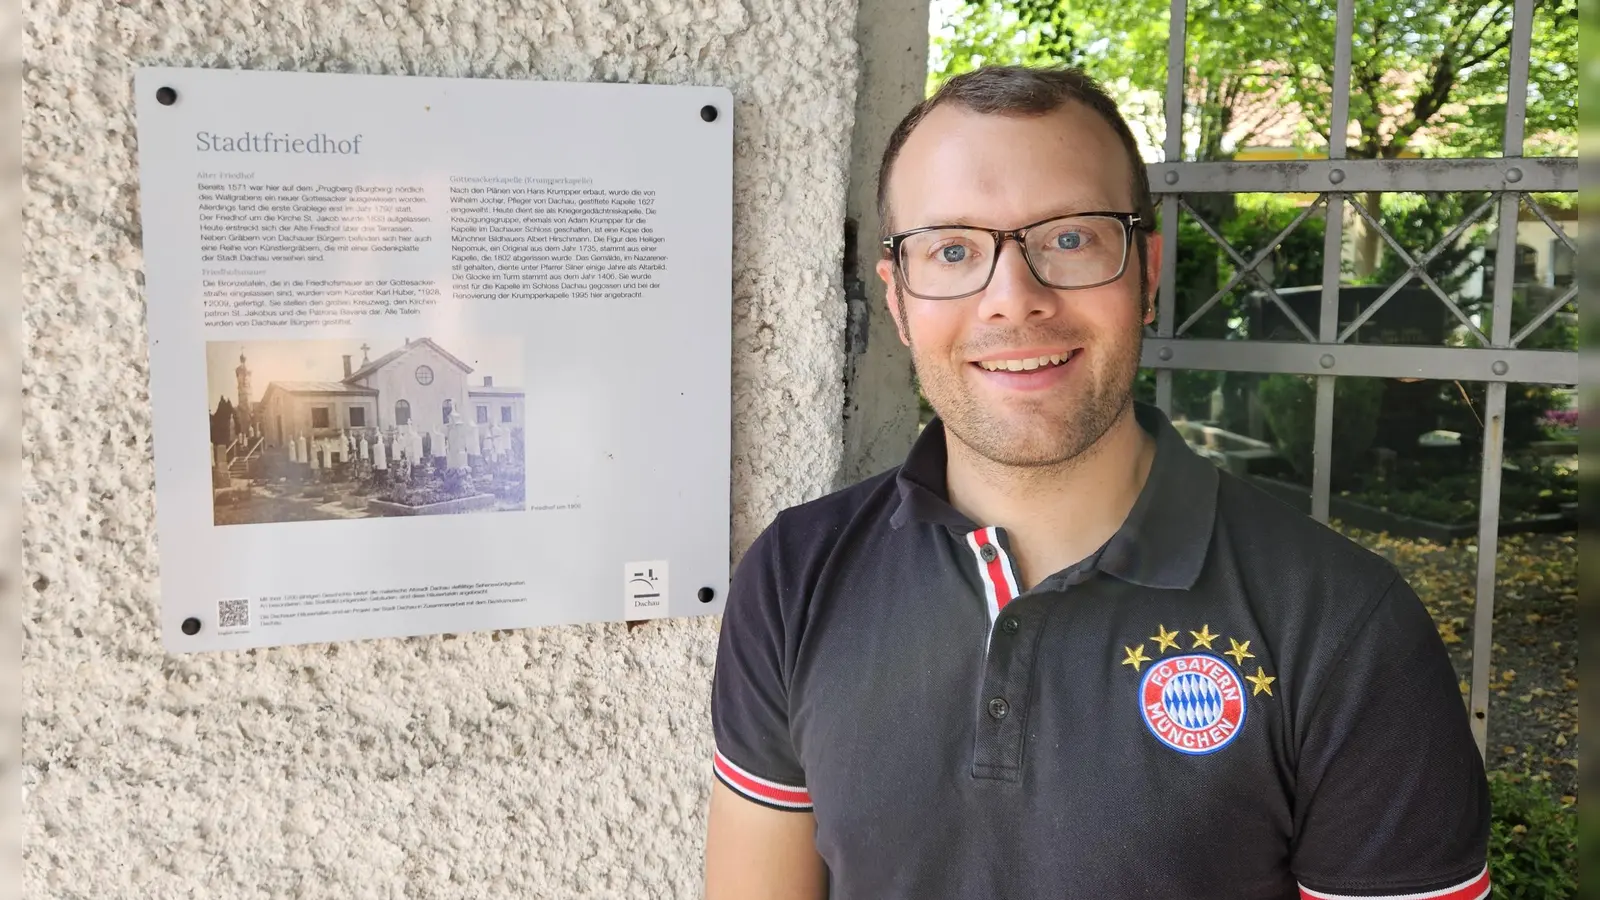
[704,65,1490,900]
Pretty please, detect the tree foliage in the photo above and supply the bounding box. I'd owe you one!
[929,0,1577,161]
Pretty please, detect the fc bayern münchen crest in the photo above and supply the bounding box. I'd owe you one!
[1139,653,1247,755]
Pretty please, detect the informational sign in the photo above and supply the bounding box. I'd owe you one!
[132,66,733,652]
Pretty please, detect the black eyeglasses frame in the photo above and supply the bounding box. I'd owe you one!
[881,210,1151,301]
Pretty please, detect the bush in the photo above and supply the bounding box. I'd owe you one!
[441,466,471,497]
[1336,453,1576,525]
[1256,373,1386,487]
[1486,771,1576,899]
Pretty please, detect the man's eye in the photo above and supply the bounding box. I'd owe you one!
[1055,232,1083,250]
[939,245,968,263]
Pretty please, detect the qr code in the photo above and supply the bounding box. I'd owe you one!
[217,598,250,628]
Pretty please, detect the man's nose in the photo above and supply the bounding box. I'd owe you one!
[975,239,1060,322]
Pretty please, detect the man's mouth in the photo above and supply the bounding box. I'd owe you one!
[974,350,1077,372]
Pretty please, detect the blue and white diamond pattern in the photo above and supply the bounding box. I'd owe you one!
[1161,672,1223,730]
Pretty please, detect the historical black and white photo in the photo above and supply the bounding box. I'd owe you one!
[207,336,527,525]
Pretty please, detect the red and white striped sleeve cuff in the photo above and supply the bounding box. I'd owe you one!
[1299,866,1490,900]
[712,749,813,811]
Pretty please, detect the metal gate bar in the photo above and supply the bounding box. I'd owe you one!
[1143,340,1577,385]
[1143,0,1570,757]
[1312,0,1355,525]
[1466,0,1538,757]
[1152,0,1188,416]
[1147,157,1573,193]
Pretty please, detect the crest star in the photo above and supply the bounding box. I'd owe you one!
[1247,667,1276,697]
[1121,643,1151,672]
[1190,625,1218,650]
[1225,638,1255,666]
[1150,625,1180,653]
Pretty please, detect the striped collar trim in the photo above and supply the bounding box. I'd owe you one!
[965,525,1020,623]
[892,402,1218,590]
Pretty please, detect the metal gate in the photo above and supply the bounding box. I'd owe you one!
[1139,0,1578,756]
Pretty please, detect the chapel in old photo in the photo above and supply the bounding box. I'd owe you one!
[243,337,525,452]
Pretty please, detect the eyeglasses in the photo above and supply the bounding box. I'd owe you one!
[882,211,1148,301]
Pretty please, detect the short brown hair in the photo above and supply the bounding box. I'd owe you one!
[876,64,1155,243]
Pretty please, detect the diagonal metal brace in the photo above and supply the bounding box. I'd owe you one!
[1348,198,1492,347]
[1521,192,1576,253]
[1176,194,1327,337]
[1177,197,1318,342]
[1337,195,1496,343]
[1511,283,1577,348]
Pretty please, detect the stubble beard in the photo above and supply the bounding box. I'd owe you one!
[911,315,1145,471]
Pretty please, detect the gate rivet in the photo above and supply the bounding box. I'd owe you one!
[1328,168,1345,184]
[1319,354,1336,369]
[1505,168,1523,183]
[1157,347,1173,361]
[1163,170,1179,185]
[1491,360,1509,376]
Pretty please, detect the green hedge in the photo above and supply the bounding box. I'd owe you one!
[1487,771,1577,898]
[1255,373,1386,486]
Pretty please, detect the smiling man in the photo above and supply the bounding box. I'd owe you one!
[704,65,1490,900]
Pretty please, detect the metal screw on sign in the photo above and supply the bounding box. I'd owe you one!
[697,586,716,603]
[156,86,178,106]
[700,105,719,122]
[181,617,201,635]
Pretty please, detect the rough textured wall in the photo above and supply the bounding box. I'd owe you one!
[21,2,859,896]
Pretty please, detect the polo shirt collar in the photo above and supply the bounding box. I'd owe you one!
[891,401,1218,590]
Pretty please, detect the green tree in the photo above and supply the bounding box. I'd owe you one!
[930,0,1578,274]
[1259,0,1576,272]
[931,0,1290,340]
[928,0,1081,90]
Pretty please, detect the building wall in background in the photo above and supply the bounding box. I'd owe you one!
[21,1,923,894]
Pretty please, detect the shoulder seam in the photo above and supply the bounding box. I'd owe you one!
[765,508,801,697]
[1291,565,1403,760]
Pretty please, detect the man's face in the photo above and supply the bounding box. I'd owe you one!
[877,101,1161,468]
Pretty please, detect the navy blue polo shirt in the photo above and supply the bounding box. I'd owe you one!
[710,402,1490,900]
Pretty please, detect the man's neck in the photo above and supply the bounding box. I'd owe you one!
[944,406,1157,592]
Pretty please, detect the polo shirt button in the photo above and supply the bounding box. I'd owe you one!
[987,697,1009,719]
[978,543,998,563]
[999,616,1019,635]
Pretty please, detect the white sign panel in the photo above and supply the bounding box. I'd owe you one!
[132,66,733,652]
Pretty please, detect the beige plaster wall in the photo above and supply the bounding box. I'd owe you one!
[21,0,877,895]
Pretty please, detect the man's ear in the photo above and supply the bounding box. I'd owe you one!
[1141,231,1163,326]
[877,258,911,347]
